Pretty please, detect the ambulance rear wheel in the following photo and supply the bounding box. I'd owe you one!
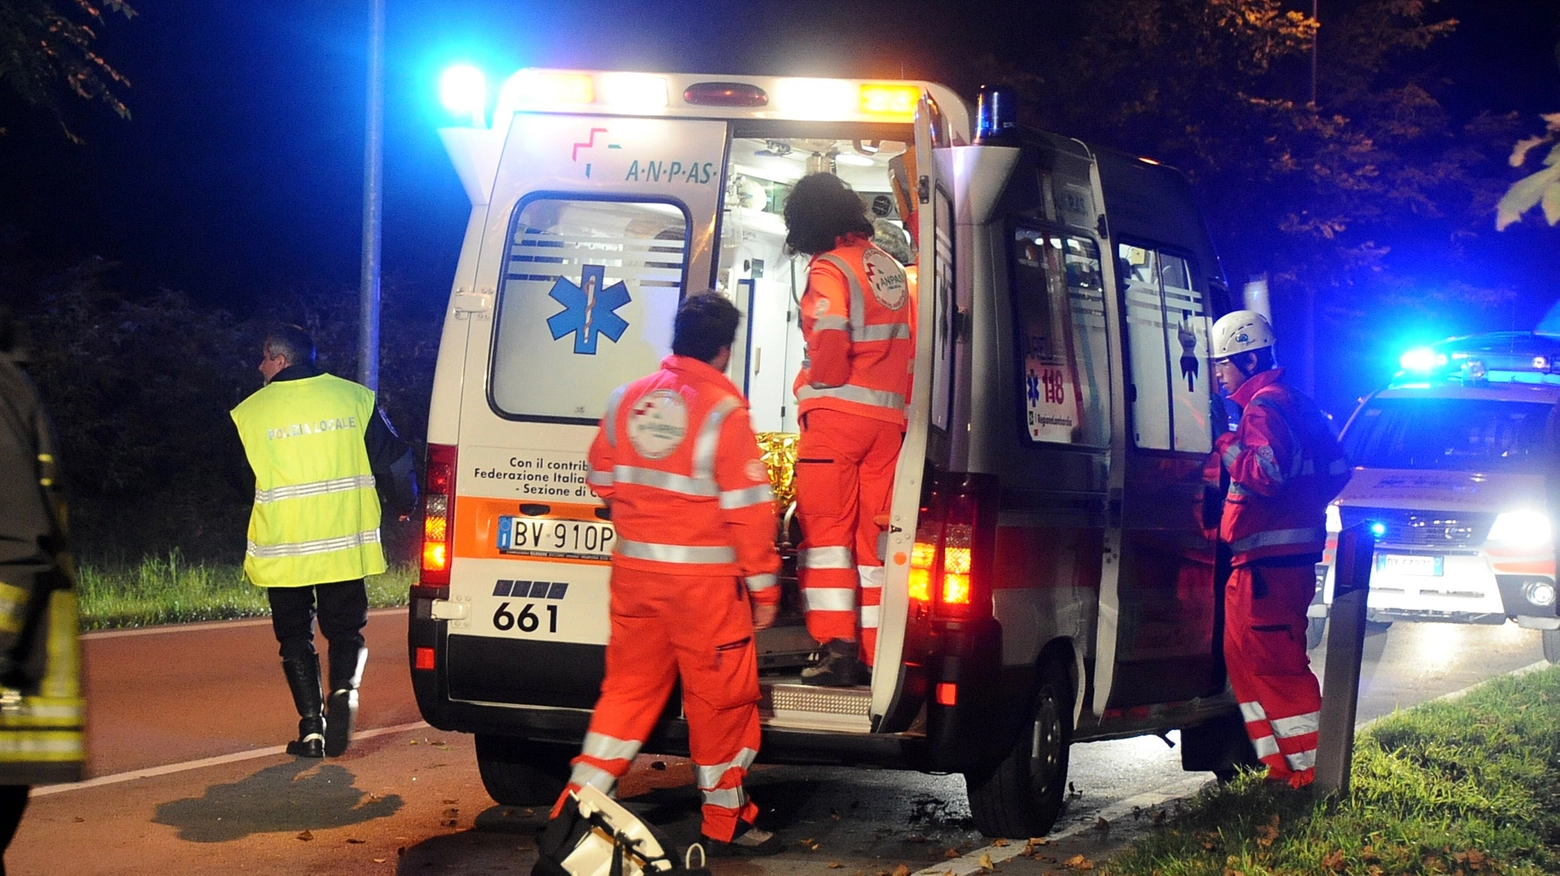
[1543,629,1560,664]
[964,659,1072,838]
[475,734,573,806]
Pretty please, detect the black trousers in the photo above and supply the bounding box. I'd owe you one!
[0,784,27,875]
[266,580,368,664]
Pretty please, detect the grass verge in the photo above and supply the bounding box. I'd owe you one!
[77,550,414,630]
[1101,666,1560,875]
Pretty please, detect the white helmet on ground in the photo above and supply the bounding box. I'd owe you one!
[1210,310,1276,360]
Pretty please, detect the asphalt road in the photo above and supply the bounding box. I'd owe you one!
[9,611,1551,875]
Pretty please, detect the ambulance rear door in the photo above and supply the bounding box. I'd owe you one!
[444,112,729,710]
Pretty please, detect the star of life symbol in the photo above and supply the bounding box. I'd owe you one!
[546,264,631,355]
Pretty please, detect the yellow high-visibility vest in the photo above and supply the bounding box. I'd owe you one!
[231,374,387,587]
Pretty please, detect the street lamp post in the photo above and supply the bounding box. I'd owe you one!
[358,0,385,391]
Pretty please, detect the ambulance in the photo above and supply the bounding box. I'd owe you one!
[409,67,1254,838]
[1311,331,1560,661]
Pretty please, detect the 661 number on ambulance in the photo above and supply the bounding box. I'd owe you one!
[409,67,1256,838]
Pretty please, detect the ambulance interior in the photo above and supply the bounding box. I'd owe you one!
[717,136,914,434]
[715,135,915,671]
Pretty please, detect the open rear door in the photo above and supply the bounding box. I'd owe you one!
[873,92,953,719]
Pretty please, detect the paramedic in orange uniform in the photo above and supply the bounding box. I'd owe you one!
[784,174,914,687]
[550,292,783,856]
[1210,310,1350,788]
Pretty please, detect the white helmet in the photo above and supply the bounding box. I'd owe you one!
[1210,310,1276,359]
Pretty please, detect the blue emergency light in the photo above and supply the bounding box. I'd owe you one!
[440,64,487,127]
[974,85,1018,144]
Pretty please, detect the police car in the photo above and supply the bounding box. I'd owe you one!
[1312,331,1560,660]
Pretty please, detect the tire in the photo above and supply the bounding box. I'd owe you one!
[1544,629,1560,665]
[1305,616,1326,650]
[475,734,575,807]
[964,659,1072,838]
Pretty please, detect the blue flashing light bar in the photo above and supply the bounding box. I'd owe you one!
[440,64,487,127]
[1390,331,1560,388]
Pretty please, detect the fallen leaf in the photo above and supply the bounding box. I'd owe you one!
[297,830,315,842]
[346,838,366,844]
[1063,853,1094,870]
[408,739,420,745]
[978,852,995,870]
[991,838,1009,847]
[1322,849,1346,872]
[1095,816,1110,832]
[944,847,961,859]
[828,864,844,870]
[443,798,458,804]
[372,859,386,864]
[892,865,911,876]
[73,816,86,823]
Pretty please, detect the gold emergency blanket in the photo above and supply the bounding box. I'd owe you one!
[754,432,799,512]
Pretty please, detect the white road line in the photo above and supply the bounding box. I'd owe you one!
[34,720,431,797]
[82,607,406,640]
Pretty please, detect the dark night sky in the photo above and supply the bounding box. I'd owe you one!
[1,0,1557,332]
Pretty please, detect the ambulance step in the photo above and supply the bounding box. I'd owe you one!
[761,682,872,733]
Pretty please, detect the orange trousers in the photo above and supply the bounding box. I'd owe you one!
[553,566,762,841]
[1224,563,1322,787]
[794,409,902,665]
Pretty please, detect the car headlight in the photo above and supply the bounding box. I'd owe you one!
[1487,509,1552,548]
[1325,503,1342,534]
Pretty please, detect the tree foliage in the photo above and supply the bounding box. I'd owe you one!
[1497,114,1560,230]
[0,0,136,140]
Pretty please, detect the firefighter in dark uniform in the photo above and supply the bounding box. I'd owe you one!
[0,306,85,874]
[231,325,417,758]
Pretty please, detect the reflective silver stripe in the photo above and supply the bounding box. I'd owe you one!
[1230,526,1326,554]
[803,587,856,612]
[0,736,83,756]
[720,483,774,510]
[858,565,884,590]
[797,382,905,411]
[1250,733,1280,759]
[1221,440,1243,470]
[746,573,777,592]
[860,604,881,629]
[603,385,628,448]
[1239,700,1267,722]
[581,731,641,763]
[1285,747,1317,770]
[701,786,747,810]
[815,254,867,335]
[696,747,758,788]
[568,761,618,793]
[587,469,615,487]
[812,315,850,333]
[693,397,738,483]
[254,474,376,504]
[616,539,735,564]
[615,465,717,497]
[800,546,853,569]
[247,529,380,559]
[1271,710,1320,739]
[0,702,82,722]
[856,322,912,342]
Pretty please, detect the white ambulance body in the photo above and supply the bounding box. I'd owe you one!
[1313,332,1560,661]
[411,68,1252,838]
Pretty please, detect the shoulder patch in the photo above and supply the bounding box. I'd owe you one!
[626,389,688,459]
[862,248,909,311]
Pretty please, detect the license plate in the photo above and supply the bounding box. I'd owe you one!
[497,516,615,561]
[1375,553,1443,577]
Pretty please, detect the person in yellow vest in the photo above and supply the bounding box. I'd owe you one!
[0,305,84,874]
[231,325,417,758]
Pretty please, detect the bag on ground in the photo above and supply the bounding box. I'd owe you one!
[531,785,711,876]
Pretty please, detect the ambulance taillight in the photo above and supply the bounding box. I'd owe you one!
[908,474,997,623]
[421,443,457,588]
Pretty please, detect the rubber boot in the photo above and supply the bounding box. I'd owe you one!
[324,644,367,757]
[282,655,325,758]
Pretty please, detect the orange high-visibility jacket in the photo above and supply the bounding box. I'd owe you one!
[588,355,780,598]
[1216,368,1351,566]
[794,236,915,426]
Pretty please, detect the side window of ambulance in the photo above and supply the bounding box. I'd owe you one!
[1011,228,1110,447]
[1120,243,1212,454]
[490,196,690,423]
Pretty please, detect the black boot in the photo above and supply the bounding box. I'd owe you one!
[800,639,864,687]
[281,655,325,758]
[324,644,367,757]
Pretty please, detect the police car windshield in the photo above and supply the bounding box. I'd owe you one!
[1342,397,1552,474]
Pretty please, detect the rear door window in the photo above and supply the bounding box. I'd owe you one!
[1120,243,1212,453]
[1011,227,1110,447]
[490,196,689,423]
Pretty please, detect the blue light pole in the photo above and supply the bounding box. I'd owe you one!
[358,0,385,391]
